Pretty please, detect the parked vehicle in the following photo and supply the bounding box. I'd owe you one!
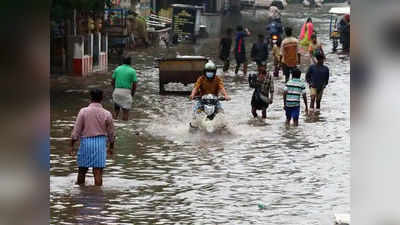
[328,6,350,52]
[157,56,208,95]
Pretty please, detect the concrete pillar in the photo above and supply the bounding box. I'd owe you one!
[230,0,241,12]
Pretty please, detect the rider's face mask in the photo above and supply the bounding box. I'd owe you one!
[206,72,215,79]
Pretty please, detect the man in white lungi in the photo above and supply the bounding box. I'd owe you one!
[112,56,138,121]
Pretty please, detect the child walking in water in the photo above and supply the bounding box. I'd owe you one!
[283,68,308,126]
[272,38,282,77]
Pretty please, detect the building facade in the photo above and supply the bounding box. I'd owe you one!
[151,0,225,13]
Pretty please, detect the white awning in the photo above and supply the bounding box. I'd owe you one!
[329,7,350,15]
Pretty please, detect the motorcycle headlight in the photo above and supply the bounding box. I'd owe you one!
[204,105,215,116]
[272,35,278,40]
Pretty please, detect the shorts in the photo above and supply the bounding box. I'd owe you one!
[310,87,324,99]
[285,106,300,120]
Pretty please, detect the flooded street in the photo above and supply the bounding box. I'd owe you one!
[50,3,349,224]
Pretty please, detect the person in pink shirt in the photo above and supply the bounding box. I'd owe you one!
[299,17,314,51]
[70,89,115,186]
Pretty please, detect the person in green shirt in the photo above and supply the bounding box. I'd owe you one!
[111,56,138,121]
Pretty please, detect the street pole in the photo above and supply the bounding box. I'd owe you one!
[73,9,77,36]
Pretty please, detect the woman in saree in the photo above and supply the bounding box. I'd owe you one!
[299,17,314,51]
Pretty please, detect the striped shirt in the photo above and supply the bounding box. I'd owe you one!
[284,78,306,107]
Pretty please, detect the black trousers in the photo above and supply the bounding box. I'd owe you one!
[282,64,296,83]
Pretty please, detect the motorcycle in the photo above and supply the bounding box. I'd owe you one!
[266,33,281,49]
[266,20,283,48]
[189,94,228,133]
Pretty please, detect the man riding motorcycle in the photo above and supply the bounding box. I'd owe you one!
[266,18,283,47]
[190,60,231,114]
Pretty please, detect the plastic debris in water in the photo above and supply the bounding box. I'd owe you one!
[258,203,266,209]
[334,213,350,225]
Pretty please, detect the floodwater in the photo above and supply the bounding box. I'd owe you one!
[50,3,350,225]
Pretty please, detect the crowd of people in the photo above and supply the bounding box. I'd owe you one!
[69,15,339,186]
[216,18,330,125]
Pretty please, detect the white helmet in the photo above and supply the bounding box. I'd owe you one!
[204,60,217,79]
[205,60,216,70]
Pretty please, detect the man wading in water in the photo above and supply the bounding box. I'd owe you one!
[280,27,301,83]
[306,52,329,114]
[112,56,138,121]
[234,25,251,76]
[71,89,115,186]
[219,28,233,73]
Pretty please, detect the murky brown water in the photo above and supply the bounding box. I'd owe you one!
[50,3,349,224]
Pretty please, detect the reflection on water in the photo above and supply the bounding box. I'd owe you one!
[50,3,349,224]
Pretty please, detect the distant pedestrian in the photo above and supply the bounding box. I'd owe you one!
[112,56,138,121]
[251,34,269,68]
[308,33,325,64]
[305,52,329,114]
[280,27,301,83]
[339,14,350,52]
[283,68,308,126]
[70,89,115,186]
[234,25,251,76]
[299,17,314,50]
[248,62,274,119]
[272,37,282,77]
[219,28,233,72]
[127,15,136,49]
